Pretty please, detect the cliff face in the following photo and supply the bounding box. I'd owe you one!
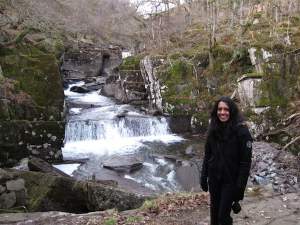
[0,42,65,167]
[113,12,300,153]
[0,0,66,166]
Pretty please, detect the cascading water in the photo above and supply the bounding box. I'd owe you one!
[59,81,186,193]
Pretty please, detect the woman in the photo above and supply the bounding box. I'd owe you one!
[200,96,252,225]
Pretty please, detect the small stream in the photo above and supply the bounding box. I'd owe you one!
[55,82,203,194]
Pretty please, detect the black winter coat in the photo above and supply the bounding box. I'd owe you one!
[201,124,252,200]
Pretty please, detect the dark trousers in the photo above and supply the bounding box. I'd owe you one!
[209,178,235,225]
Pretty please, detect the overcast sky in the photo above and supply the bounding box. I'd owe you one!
[130,0,185,16]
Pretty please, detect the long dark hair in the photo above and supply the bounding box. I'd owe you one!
[208,96,244,138]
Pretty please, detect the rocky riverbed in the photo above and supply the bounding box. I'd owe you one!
[249,142,299,194]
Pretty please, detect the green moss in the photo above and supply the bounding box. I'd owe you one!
[211,45,232,61]
[158,59,197,115]
[169,52,182,60]
[259,73,288,108]
[192,111,210,131]
[141,199,158,211]
[169,60,193,81]
[19,172,56,211]
[126,215,143,224]
[0,44,64,110]
[36,37,65,58]
[103,217,117,225]
[119,56,141,71]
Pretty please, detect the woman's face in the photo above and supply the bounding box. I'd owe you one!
[217,101,230,122]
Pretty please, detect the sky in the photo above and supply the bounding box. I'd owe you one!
[130,0,185,16]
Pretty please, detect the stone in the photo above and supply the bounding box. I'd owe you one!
[0,44,65,166]
[15,189,27,206]
[0,185,6,194]
[103,156,143,173]
[0,168,14,182]
[6,178,25,191]
[13,158,29,171]
[140,56,163,112]
[70,86,90,93]
[17,170,146,213]
[0,191,16,209]
[254,175,269,185]
[175,162,201,192]
[185,145,196,157]
[28,157,70,177]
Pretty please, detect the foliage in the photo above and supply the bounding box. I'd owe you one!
[141,199,158,212]
[0,42,64,120]
[125,216,143,224]
[119,56,141,71]
[103,217,117,225]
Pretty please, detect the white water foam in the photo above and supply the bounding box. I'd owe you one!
[62,135,183,158]
[53,164,80,176]
[143,162,158,173]
[64,81,85,97]
[70,108,82,115]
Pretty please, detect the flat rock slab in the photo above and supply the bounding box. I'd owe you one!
[102,156,143,173]
[28,157,70,177]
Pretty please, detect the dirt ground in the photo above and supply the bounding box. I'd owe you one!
[146,188,300,225]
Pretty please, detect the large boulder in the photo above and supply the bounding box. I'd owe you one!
[16,170,146,213]
[237,74,262,107]
[101,56,148,106]
[102,156,143,173]
[0,120,64,167]
[61,43,122,81]
[0,43,65,166]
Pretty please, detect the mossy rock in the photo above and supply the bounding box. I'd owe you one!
[0,120,65,166]
[35,37,65,58]
[119,56,141,71]
[18,171,88,212]
[157,58,197,115]
[0,43,64,118]
[17,171,145,213]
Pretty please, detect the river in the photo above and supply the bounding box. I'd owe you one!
[54,81,204,194]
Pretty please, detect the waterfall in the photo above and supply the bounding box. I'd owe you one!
[61,81,185,193]
[65,116,171,142]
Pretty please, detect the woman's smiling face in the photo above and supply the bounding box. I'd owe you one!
[217,101,230,122]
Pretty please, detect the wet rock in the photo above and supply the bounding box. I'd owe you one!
[103,156,143,173]
[116,110,129,118]
[70,85,90,93]
[82,82,103,91]
[152,154,181,164]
